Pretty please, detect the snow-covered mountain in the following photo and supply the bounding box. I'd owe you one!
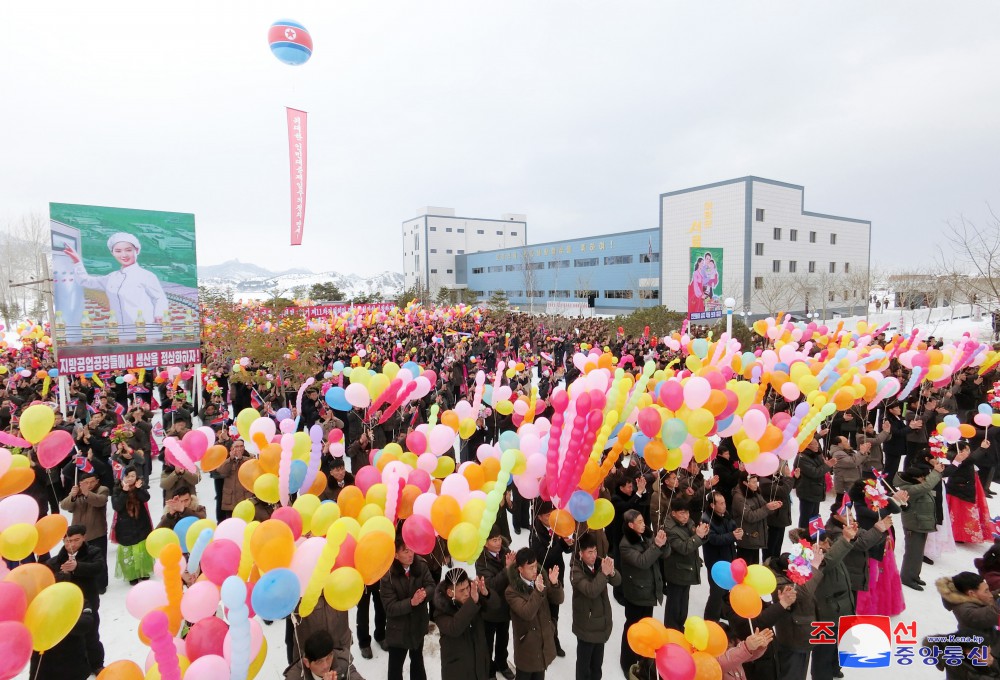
[198,259,404,300]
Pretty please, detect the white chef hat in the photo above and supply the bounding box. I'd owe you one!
[107,232,141,253]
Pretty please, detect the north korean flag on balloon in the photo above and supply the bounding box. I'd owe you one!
[268,20,313,64]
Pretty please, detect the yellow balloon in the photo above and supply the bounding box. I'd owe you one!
[433,456,456,478]
[366,483,388,509]
[324,567,365,611]
[145,527,180,559]
[587,498,615,529]
[447,521,479,562]
[400,452,418,468]
[19,404,54,445]
[254,473,280,504]
[292,432,312,458]
[184,518,217,551]
[0,524,38,561]
[10,454,30,469]
[461,498,486,526]
[233,499,256,523]
[459,418,477,440]
[25,582,83,651]
[248,635,268,679]
[358,515,395,540]
[357,503,384,526]
[235,408,260,441]
[745,564,778,596]
[310,501,342,537]
[332,516,361,540]
[367,374,390,400]
[382,362,400,380]
[293,494,322,534]
[495,400,514,416]
[383,443,404,459]
[350,368,370,386]
[145,656,190,680]
[510,450,527,476]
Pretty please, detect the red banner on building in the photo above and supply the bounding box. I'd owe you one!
[287,107,308,246]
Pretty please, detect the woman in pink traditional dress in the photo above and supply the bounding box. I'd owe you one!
[946,440,997,544]
[851,479,906,616]
[688,257,706,314]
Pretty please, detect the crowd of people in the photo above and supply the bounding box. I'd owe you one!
[3,309,1000,680]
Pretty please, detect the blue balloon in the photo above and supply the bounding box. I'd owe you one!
[567,490,596,522]
[498,431,520,452]
[402,361,420,376]
[325,386,350,411]
[632,432,651,457]
[289,459,308,494]
[944,414,960,428]
[47,369,59,378]
[187,528,214,574]
[482,384,495,406]
[711,560,736,590]
[173,516,198,551]
[275,408,292,422]
[333,361,345,372]
[268,20,313,66]
[661,419,687,449]
[251,567,302,620]
[980,403,993,415]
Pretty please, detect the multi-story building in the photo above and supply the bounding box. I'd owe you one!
[402,207,526,292]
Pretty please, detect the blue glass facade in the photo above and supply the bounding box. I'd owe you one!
[456,228,660,313]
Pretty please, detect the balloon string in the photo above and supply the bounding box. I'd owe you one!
[32,652,44,680]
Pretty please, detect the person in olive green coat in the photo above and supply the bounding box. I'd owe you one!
[661,496,709,629]
[571,533,622,680]
[618,509,668,676]
[505,547,564,680]
[895,460,944,590]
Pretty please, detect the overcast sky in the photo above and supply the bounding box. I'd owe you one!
[2,1,998,276]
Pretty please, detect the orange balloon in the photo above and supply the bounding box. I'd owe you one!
[758,425,784,453]
[643,440,668,469]
[548,509,575,538]
[307,472,328,497]
[97,659,145,680]
[259,444,282,474]
[860,376,878,401]
[398,485,421,519]
[431,495,461,539]
[702,620,728,656]
[0,468,35,496]
[704,391,727,416]
[579,459,602,492]
[462,463,485,490]
[201,445,228,473]
[664,627,694,652]
[833,388,855,411]
[34,514,68,555]
[375,452,398,472]
[440,411,460,431]
[249,519,295,572]
[959,423,976,438]
[4,562,55,604]
[237,459,264,492]
[627,617,669,658]
[480,457,500,482]
[692,651,723,680]
[355,531,395,585]
[729,582,762,618]
[337,485,365,518]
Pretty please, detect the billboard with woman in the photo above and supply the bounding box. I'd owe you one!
[49,203,200,374]
[688,247,724,321]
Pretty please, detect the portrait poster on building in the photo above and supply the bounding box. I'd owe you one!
[688,247,723,321]
[49,203,201,374]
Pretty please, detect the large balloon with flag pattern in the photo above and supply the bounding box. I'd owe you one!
[268,19,313,66]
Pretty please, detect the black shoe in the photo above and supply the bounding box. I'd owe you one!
[129,579,139,585]
[377,639,388,652]
[903,581,924,591]
[833,672,844,679]
[500,669,515,680]
[361,647,373,659]
[923,556,934,565]
[556,642,566,657]
[514,526,522,535]
[915,578,926,586]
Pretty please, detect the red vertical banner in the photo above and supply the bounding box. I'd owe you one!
[286,107,308,246]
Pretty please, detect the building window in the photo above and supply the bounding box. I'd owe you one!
[640,252,660,263]
[526,290,544,298]
[457,228,464,233]
[429,226,437,231]
[575,289,597,299]
[829,262,836,273]
[808,261,816,273]
[505,265,517,272]
[447,269,453,274]
[430,248,437,253]
[772,260,781,273]
[431,268,438,274]
[604,255,633,265]
[604,289,634,299]
[754,277,764,290]
[446,249,453,254]
[574,257,598,267]
[756,208,765,222]
[844,262,850,273]
[790,229,798,242]
[830,233,837,245]
[496,230,503,235]
[773,228,781,240]
[457,249,465,254]
[471,267,484,275]
[829,291,835,302]
[511,231,518,236]
[547,260,570,269]
[755,243,764,256]
[487,266,503,273]
[809,231,816,243]
[548,290,571,299]
[477,229,484,234]
[639,289,660,300]
[789,260,797,273]
[446,227,452,233]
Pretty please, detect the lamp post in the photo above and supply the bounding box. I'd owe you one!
[725,297,736,337]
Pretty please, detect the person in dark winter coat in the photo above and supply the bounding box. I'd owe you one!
[433,568,491,680]
[570,533,622,680]
[283,630,338,680]
[608,476,648,562]
[882,401,908,483]
[45,525,105,674]
[702,491,743,621]
[767,549,821,679]
[284,596,362,680]
[661,496,709,629]
[110,465,153,584]
[528,501,572,657]
[793,438,834,529]
[320,455,355,502]
[975,544,1000,595]
[758,466,794,561]
[732,475,778,565]
[475,525,516,680]
[29,603,95,680]
[505,547,564,680]
[379,537,436,680]
[937,572,1000,656]
[618,509,668,675]
[713,441,742,507]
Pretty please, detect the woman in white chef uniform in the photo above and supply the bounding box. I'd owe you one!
[64,232,168,342]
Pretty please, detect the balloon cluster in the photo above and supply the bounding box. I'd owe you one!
[708,558,776,619]
[627,616,728,680]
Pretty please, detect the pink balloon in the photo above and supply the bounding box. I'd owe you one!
[279,418,296,434]
[428,425,457,456]
[514,476,540,499]
[145,637,187,672]
[333,533,357,570]
[271,506,303,540]
[0,495,38,532]
[36,429,74,469]
[405,430,427,455]
[518,434,541,456]
[196,426,217,447]
[184,654,230,680]
[290,537,326,592]
[0,582,27,622]
[200,539,241,586]
[186,617,228,661]
[975,412,992,427]
[407,469,432,493]
[354,466,381,495]
[345,383,371,409]
[656,643,695,680]
[0,448,11,479]
[411,376,432,399]
[181,580,220,623]
[182,430,209,462]
[683,377,711,409]
[0,621,33,680]
[401,515,436,555]
[659,380,684,411]
[742,409,768,441]
[246,418,277,454]
[780,382,801,401]
[440,474,470,504]
[126,579,168,619]
[214,518,247,545]
[731,558,748,583]
[417,453,438,473]
[637,407,661,439]
[745,452,780,477]
[411,492,437,520]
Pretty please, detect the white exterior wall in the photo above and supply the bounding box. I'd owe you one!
[402,212,526,291]
[661,182,747,313]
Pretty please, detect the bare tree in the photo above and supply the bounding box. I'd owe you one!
[0,214,48,327]
[752,274,799,316]
[521,248,539,313]
[941,207,1000,313]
